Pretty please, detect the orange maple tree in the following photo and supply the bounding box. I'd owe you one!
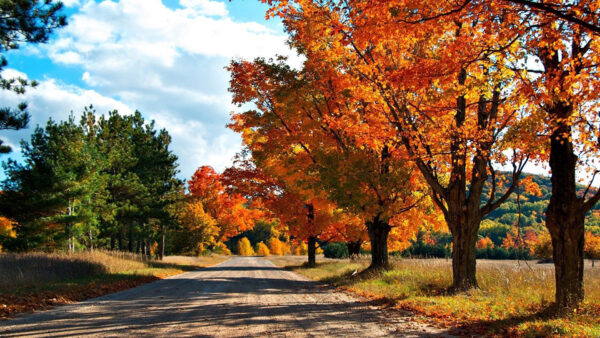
[187,165,262,242]
[228,58,436,268]
[261,0,534,286]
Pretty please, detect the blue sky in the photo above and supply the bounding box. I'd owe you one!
[0,0,299,180]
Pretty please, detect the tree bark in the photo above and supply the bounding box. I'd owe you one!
[546,120,585,309]
[118,232,124,251]
[347,241,361,259]
[128,228,134,252]
[110,235,116,251]
[366,216,390,269]
[449,219,479,290]
[159,225,165,261]
[307,236,317,267]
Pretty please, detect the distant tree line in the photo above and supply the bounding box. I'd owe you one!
[0,108,182,258]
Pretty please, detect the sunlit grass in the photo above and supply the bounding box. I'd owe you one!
[272,256,600,336]
[0,251,229,318]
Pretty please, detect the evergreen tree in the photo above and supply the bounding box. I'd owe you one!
[0,0,67,153]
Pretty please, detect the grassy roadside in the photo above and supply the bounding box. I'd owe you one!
[0,251,228,319]
[268,256,600,336]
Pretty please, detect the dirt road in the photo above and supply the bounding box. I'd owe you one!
[0,257,450,337]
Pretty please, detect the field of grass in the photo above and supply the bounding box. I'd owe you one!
[269,256,600,336]
[0,251,228,319]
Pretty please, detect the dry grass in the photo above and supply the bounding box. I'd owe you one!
[272,256,600,336]
[0,251,230,289]
[0,251,229,318]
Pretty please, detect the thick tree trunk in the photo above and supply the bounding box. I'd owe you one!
[450,223,479,290]
[347,241,361,259]
[307,236,316,267]
[547,121,585,310]
[366,216,390,269]
[446,196,481,290]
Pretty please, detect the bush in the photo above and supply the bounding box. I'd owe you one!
[255,241,270,256]
[322,242,349,259]
[267,237,284,256]
[237,237,254,256]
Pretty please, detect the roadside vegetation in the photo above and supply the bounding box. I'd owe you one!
[270,257,600,336]
[0,251,227,319]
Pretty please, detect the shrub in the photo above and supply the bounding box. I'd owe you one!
[322,242,349,259]
[256,241,270,256]
[237,238,254,256]
[267,237,284,256]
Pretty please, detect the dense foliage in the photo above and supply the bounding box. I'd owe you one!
[0,108,181,256]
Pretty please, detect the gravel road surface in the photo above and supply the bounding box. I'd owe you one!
[0,257,451,337]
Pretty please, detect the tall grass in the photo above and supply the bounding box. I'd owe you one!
[0,250,150,288]
[275,257,600,336]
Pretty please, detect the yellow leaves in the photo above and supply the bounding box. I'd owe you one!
[0,217,17,252]
[267,237,285,255]
[521,176,543,198]
[256,241,270,256]
[237,237,255,256]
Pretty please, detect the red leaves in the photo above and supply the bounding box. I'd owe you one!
[188,165,262,241]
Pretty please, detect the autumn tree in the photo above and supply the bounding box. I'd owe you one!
[502,1,600,310]
[171,199,219,255]
[237,237,255,256]
[585,232,600,267]
[256,241,270,256]
[263,0,535,288]
[0,216,16,252]
[188,165,261,242]
[228,59,432,269]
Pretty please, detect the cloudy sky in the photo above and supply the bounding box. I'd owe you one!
[0,0,299,180]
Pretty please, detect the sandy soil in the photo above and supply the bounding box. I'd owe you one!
[0,257,452,337]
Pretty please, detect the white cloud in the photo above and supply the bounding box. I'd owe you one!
[180,0,228,16]
[0,72,134,164]
[5,0,299,178]
[62,0,81,7]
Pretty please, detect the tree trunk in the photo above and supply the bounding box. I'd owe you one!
[307,236,316,267]
[445,194,481,290]
[88,228,93,251]
[450,223,479,290]
[366,216,390,269]
[118,232,124,251]
[159,225,165,261]
[128,228,134,252]
[347,241,361,259]
[546,120,585,310]
[110,235,116,251]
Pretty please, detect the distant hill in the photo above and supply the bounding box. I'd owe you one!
[482,172,600,232]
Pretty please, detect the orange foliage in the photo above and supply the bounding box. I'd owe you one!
[0,217,17,252]
[477,237,494,250]
[188,166,262,241]
[585,232,600,260]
